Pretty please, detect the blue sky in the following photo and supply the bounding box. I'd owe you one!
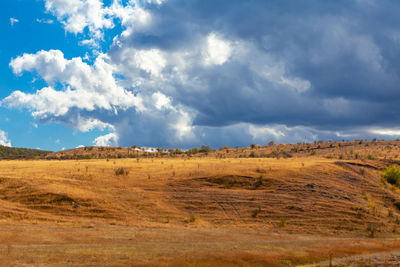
[2,0,400,151]
[1,0,116,150]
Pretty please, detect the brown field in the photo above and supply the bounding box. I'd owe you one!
[1,152,400,266]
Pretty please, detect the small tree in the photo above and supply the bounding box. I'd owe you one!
[199,145,212,153]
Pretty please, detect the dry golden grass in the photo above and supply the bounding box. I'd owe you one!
[0,156,400,265]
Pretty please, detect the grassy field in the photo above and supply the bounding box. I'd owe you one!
[0,156,400,266]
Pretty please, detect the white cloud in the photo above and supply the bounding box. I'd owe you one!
[369,128,400,136]
[0,130,11,147]
[152,92,172,110]
[249,125,286,140]
[36,18,54,24]
[132,49,166,77]
[10,18,19,26]
[30,122,38,128]
[79,38,99,48]
[44,0,113,36]
[93,132,118,146]
[43,0,158,46]
[110,1,153,30]
[204,33,232,65]
[5,50,143,121]
[74,117,114,132]
[3,48,197,148]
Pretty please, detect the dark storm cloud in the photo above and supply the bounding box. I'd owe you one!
[113,0,400,133]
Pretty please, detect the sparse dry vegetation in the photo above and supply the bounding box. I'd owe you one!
[0,141,400,265]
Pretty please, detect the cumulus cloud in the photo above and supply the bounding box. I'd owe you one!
[204,33,232,66]
[93,132,118,146]
[44,0,113,39]
[2,49,196,147]
[42,0,160,45]
[5,49,142,118]
[0,130,11,147]
[4,0,400,148]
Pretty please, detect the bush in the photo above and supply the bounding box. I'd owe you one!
[383,165,400,186]
[252,206,261,218]
[249,151,258,158]
[279,217,286,227]
[115,167,129,176]
[254,175,263,188]
[281,151,293,158]
[189,213,197,222]
[199,145,212,153]
[394,201,400,211]
[186,147,199,154]
[366,223,377,238]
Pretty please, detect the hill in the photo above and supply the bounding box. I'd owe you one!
[0,145,51,159]
[1,153,400,265]
[47,139,400,162]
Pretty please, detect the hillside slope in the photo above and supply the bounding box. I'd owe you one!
[0,158,398,233]
[0,157,400,265]
[47,140,400,162]
[0,146,51,159]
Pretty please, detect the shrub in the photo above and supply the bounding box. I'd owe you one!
[84,154,93,159]
[249,151,258,158]
[394,201,400,211]
[383,165,400,186]
[388,209,394,218]
[115,167,129,176]
[252,206,261,218]
[255,168,266,174]
[279,217,286,227]
[269,150,280,159]
[199,145,212,153]
[281,151,293,158]
[189,213,197,222]
[366,223,376,238]
[254,175,263,188]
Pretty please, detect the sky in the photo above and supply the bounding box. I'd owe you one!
[2,0,400,151]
